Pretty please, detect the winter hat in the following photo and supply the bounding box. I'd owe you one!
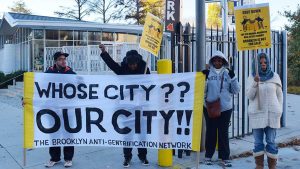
[209,51,229,67]
[125,50,142,64]
[252,52,274,82]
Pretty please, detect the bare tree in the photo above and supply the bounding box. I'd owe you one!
[89,0,125,23]
[9,0,32,14]
[54,0,92,21]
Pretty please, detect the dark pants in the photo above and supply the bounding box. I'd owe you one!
[49,146,74,162]
[203,108,232,160]
[123,148,147,160]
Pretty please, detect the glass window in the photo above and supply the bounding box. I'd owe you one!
[33,40,44,71]
[60,41,73,47]
[28,30,34,40]
[45,40,59,47]
[74,31,88,41]
[102,32,114,41]
[88,31,101,41]
[60,30,73,40]
[74,41,87,46]
[34,29,44,39]
[115,33,126,42]
[46,30,58,40]
[126,34,138,43]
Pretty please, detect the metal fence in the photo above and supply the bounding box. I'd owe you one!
[44,26,286,139]
[174,25,286,138]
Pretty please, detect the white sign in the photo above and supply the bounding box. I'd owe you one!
[23,72,205,151]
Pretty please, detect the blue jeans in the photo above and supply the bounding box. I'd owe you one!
[252,127,278,155]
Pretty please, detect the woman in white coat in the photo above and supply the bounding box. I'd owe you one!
[246,52,283,169]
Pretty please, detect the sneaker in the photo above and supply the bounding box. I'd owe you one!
[140,158,149,166]
[204,158,213,165]
[220,160,232,167]
[123,158,131,168]
[44,161,60,167]
[64,160,72,168]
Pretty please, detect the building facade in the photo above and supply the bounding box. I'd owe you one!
[0,12,170,74]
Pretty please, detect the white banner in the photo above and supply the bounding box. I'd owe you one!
[23,72,205,150]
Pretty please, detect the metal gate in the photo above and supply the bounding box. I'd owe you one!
[174,25,287,138]
[44,27,287,139]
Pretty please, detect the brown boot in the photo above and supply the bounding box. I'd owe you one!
[254,154,264,169]
[267,157,277,169]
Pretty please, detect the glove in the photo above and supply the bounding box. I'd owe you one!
[227,68,235,79]
[202,69,209,80]
[202,69,209,75]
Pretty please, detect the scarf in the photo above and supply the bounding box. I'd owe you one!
[252,52,274,82]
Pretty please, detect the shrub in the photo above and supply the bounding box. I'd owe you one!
[287,86,300,95]
[0,70,26,89]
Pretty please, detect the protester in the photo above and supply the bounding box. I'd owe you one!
[99,44,150,168]
[202,51,240,167]
[246,52,283,169]
[44,51,76,168]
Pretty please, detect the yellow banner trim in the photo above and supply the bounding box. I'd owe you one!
[192,72,205,151]
[23,72,34,148]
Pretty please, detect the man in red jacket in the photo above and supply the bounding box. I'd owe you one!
[44,51,75,168]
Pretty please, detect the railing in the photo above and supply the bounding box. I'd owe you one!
[178,27,286,138]
[42,27,286,139]
[45,42,161,74]
[0,73,24,89]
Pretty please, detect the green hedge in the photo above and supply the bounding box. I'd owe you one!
[288,86,300,95]
[0,70,26,89]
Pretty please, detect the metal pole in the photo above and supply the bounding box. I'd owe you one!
[221,0,228,55]
[196,1,206,169]
[281,30,287,127]
[196,0,206,71]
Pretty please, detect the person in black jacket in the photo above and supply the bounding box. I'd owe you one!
[99,44,150,168]
[99,44,150,75]
[44,51,76,168]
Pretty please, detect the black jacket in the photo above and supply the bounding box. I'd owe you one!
[45,65,76,74]
[100,52,150,75]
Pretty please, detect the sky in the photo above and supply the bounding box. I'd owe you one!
[0,0,299,30]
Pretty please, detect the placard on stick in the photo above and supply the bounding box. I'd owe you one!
[234,3,271,51]
[140,13,164,57]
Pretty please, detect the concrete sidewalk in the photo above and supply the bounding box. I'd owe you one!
[0,94,299,169]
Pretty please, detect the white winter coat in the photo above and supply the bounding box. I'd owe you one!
[246,73,283,129]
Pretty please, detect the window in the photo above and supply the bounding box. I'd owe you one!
[115,33,126,42]
[60,41,73,46]
[60,30,73,41]
[102,32,114,41]
[74,31,88,41]
[34,29,44,39]
[33,40,44,71]
[74,41,87,46]
[46,30,58,40]
[88,32,101,41]
[45,40,59,47]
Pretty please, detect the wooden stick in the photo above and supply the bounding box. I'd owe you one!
[144,55,150,74]
[255,52,261,110]
[23,148,26,166]
[196,151,200,169]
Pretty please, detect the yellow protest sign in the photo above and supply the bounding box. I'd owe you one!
[140,13,164,56]
[234,3,271,51]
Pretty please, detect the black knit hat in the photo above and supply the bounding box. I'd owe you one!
[125,50,142,64]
